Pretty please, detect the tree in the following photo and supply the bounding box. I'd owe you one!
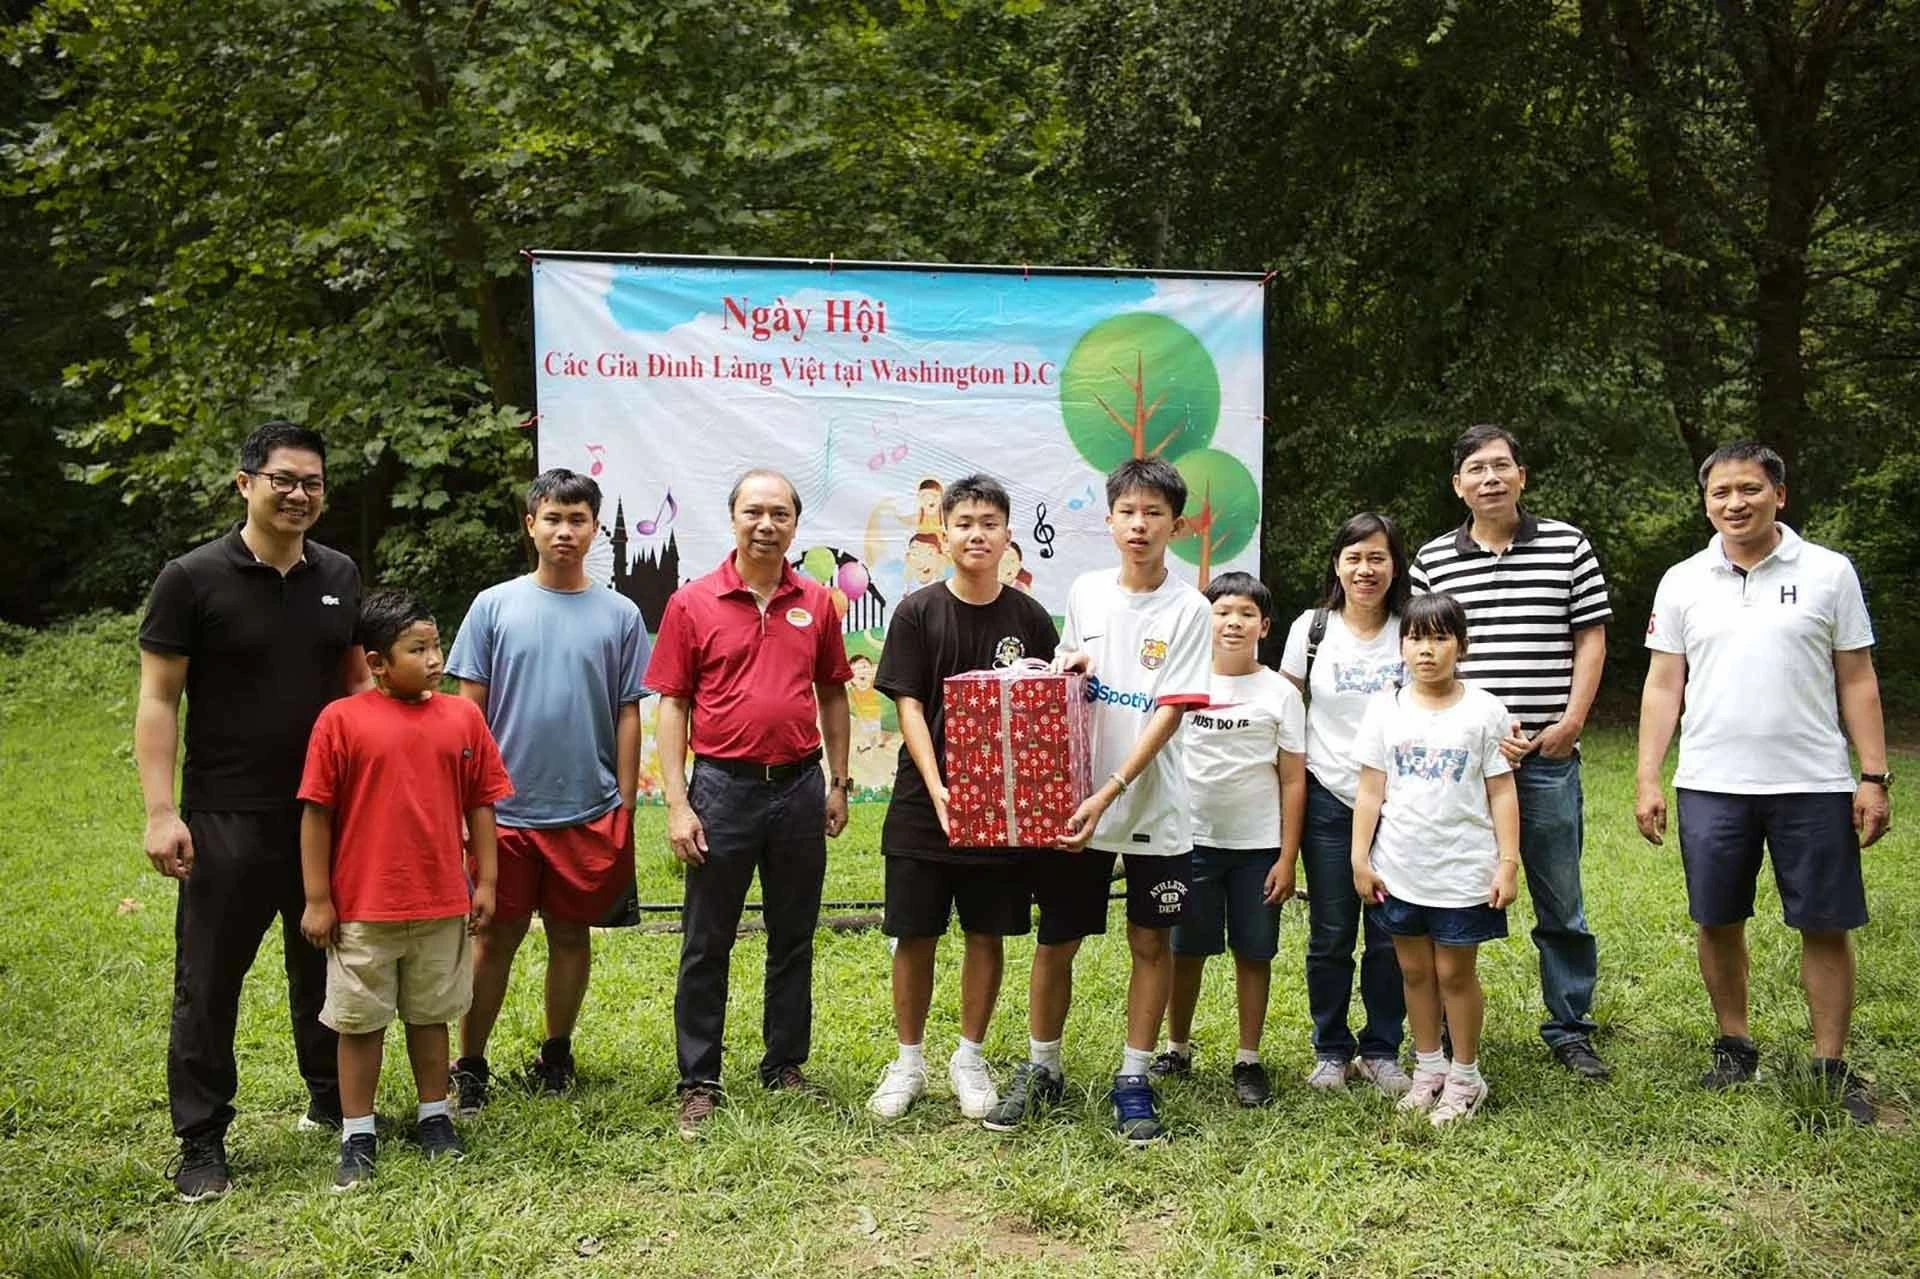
[1059,312,1220,469]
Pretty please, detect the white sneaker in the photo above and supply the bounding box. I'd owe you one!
[1429,1075,1488,1126]
[1306,1058,1354,1091]
[948,1054,999,1120]
[1354,1056,1414,1097]
[866,1060,926,1120]
[1397,1070,1448,1113]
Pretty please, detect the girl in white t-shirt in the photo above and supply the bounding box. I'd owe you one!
[1350,593,1520,1126]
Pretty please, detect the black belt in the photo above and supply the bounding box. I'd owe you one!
[696,748,823,784]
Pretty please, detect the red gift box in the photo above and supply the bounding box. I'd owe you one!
[944,664,1092,848]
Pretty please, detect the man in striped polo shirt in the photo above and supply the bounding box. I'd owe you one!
[1411,424,1612,1080]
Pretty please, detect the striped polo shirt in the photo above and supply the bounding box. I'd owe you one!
[1410,511,1611,734]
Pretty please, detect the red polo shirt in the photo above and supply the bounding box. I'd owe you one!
[645,552,854,763]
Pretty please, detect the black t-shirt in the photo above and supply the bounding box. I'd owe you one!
[138,526,362,811]
[876,582,1059,861]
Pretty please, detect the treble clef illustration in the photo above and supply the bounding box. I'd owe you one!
[1032,501,1057,559]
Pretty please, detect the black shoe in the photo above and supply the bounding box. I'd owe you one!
[333,1133,377,1191]
[452,1057,491,1115]
[1813,1058,1875,1126]
[167,1133,230,1203]
[1700,1035,1760,1090]
[297,1099,343,1132]
[526,1048,576,1095]
[1148,1050,1192,1079]
[1231,1061,1274,1108]
[415,1114,466,1160]
[982,1061,1065,1132]
[1552,1040,1612,1081]
[763,1063,829,1099]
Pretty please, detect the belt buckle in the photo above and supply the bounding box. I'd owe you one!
[763,762,776,783]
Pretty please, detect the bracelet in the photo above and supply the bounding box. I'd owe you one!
[1108,771,1130,793]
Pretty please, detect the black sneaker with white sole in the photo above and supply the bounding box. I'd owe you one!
[297,1099,343,1132]
[333,1133,377,1191]
[982,1062,1065,1132]
[1148,1051,1192,1080]
[415,1114,466,1160]
[526,1046,576,1095]
[451,1057,491,1115]
[1231,1061,1273,1108]
[1700,1035,1760,1090]
[167,1133,230,1203]
[1552,1039,1612,1081]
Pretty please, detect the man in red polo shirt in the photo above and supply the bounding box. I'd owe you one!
[646,469,853,1136]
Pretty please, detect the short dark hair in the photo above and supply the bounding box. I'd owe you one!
[239,421,327,472]
[1318,512,1413,617]
[849,652,875,667]
[1204,571,1273,620]
[1697,440,1786,489]
[1451,424,1524,472]
[357,588,436,658]
[941,473,1011,522]
[727,468,802,521]
[1105,457,1188,516]
[526,468,602,518]
[1401,592,1471,652]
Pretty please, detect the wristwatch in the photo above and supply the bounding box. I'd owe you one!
[1859,771,1893,789]
[830,775,854,793]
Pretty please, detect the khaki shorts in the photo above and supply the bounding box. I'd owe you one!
[320,917,472,1034]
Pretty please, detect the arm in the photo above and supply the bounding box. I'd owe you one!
[1634,651,1688,845]
[656,695,706,865]
[1348,766,1387,901]
[1533,624,1606,760]
[1487,771,1520,907]
[817,682,851,839]
[1265,750,1307,905]
[1058,703,1185,851]
[1835,648,1891,848]
[896,695,948,836]
[339,644,372,695]
[298,803,337,948]
[615,701,641,811]
[466,805,499,932]
[135,651,194,879]
[457,679,489,717]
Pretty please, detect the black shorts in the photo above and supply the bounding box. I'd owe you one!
[1676,789,1867,931]
[1032,850,1193,944]
[882,855,1032,938]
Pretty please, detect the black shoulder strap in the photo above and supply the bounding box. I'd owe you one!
[1302,608,1330,707]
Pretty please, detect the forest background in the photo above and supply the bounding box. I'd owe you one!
[3,0,1916,714]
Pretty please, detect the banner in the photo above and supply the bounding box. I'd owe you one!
[531,253,1264,798]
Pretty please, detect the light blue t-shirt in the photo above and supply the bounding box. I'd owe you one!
[447,576,650,828]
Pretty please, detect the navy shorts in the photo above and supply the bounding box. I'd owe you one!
[882,855,1032,939]
[1171,846,1280,961]
[1033,850,1193,943]
[1369,893,1507,947]
[1675,789,1867,931]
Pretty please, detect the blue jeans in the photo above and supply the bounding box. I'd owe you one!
[1300,775,1404,1060]
[1514,752,1599,1048]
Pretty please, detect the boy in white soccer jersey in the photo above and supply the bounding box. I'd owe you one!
[981,458,1212,1144]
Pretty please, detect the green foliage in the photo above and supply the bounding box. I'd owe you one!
[1170,446,1259,577]
[1059,312,1220,467]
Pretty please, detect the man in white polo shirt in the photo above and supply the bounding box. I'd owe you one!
[1635,440,1890,1124]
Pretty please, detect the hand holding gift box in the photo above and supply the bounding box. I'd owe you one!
[944,661,1093,848]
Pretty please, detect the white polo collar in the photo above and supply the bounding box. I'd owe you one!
[1708,522,1802,575]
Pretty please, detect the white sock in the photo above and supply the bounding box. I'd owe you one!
[1415,1049,1448,1077]
[1029,1037,1063,1074]
[1120,1045,1154,1077]
[342,1114,376,1138]
[896,1041,926,1070]
[1449,1059,1483,1086]
[417,1098,449,1122]
[953,1037,984,1065]
[1165,1040,1191,1059]
[1235,1048,1261,1066]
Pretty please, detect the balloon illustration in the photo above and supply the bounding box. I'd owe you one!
[829,587,850,620]
[800,546,837,583]
[836,560,870,600]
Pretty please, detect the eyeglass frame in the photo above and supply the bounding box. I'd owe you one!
[243,469,327,496]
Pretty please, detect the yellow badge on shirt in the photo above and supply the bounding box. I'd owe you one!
[786,607,813,628]
[1139,638,1168,670]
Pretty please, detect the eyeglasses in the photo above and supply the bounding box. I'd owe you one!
[247,470,326,496]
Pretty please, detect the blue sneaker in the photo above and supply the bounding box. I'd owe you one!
[1109,1074,1167,1145]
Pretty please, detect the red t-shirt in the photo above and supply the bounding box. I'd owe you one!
[644,553,854,763]
[297,689,513,922]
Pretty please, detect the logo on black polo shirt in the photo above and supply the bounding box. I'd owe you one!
[993,636,1026,668]
[322,595,341,606]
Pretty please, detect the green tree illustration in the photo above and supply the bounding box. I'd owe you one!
[1059,313,1221,471]
[1171,448,1260,584]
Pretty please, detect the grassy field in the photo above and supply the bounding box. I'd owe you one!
[1,614,1916,1277]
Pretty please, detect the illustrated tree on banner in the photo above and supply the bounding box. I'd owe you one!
[1059,313,1259,583]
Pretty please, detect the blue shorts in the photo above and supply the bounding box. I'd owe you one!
[1369,893,1507,947]
[1170,846,1280,961]
[1676,789,1867,931]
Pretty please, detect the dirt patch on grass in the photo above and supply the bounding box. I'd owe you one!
[830,1201,1095,1271]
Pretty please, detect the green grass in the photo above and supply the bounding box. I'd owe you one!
[1,614,1917,1277]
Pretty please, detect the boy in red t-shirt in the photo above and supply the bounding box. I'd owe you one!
[298,589,511,1190]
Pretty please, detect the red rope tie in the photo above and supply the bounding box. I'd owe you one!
[1258,268,1278,287]
[518,412,542,430]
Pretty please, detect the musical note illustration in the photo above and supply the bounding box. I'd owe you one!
[636,488,679,536]
[1032,501,1057,559]
[867,443,910,470]
[585,443,607,477]
[1066,484,1096,511]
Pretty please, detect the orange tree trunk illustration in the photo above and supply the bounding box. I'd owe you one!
[1186,478,1219,583]
[1093,352,1186,458]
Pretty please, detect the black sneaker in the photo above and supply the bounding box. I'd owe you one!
[452,1057,491,1115]
[1552,1039,1612,1081]
[415,1114,466,1160]
[1109,1073,1167,1145]
[1701,1035,1760,1090]
[296,1099,343,1132]
[1231,1061,1274,1108]
[167,1133,230,1203]
[333,1133,377,1191]
[1148,1050,1192,1079]
[981,1061,1065,1132]
[1813,1058,1875,1126]
[526,1048,576,1095]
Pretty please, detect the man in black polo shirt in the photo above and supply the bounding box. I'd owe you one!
[136,421,368,1201]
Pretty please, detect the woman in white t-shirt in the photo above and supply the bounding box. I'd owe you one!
[1350,593,1520,1127]
[1279,512,1412,1096]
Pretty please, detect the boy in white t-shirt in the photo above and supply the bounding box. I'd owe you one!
[1350,593,1520,1127]
[1150,572,1305,1107]
[981,458,1212,1144]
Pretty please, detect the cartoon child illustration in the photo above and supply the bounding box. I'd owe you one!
[997,541,1035,593]
[904,532,945,591]
[849,653,884,753]
[915,478,944,535]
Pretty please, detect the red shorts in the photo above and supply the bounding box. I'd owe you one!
[479,807,634,924]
